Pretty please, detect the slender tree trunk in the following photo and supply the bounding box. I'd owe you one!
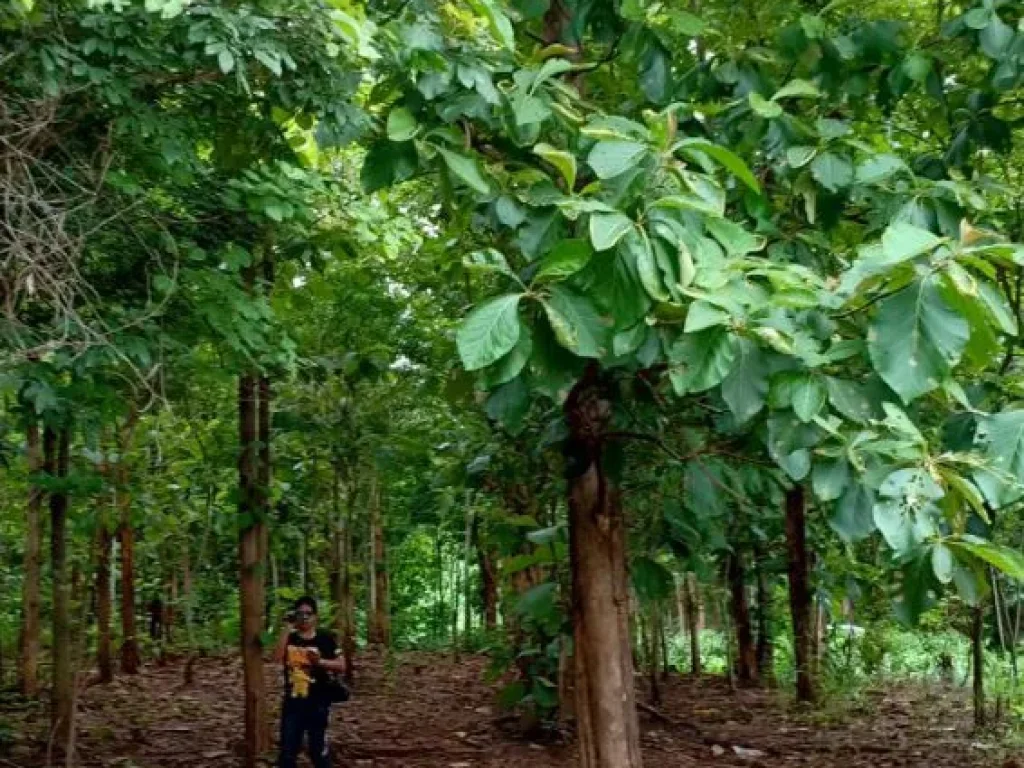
[659,606,670,681]
[166,574,177,644]
[684,573,701,676]
[785,485,815,703]
[341,468,356,683]
[95,524,113,683]
[646,611,661,705]
[462,494,474,648]
[183,541,194,649]
[50,426,73,750]
[477,538,498,631]
[727,548,758,685]
[330,465,344,635]
[116,410,141,675]
[239,368,269,767]
[18,420,43,696]
[369,477,390,647]
[118,498,140,674]
[754,541,774,686]
[972,604,985,727]
[565,371,642,768]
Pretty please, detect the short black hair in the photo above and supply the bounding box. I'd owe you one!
[293,596,318,614]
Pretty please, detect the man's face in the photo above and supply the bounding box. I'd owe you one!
[295,606,316,630]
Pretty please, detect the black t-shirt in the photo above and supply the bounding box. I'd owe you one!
[283,629,339,702]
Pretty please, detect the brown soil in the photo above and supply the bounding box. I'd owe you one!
[1,651,1018,767]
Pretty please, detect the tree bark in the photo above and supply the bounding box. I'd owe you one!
[477,530,498,631]
[727,548,758,685]
[753,541,774,685]
[972,604,985,727]
[341,467,356,683]
[116,409,141,675]
[369,475,390,647]
[684,573,701,676]
[18,419,43,696]
[49,425,73,750]
[239,369,269,767]
[784,485,815,703]
[330,464,344,635]
[95,524,113,683]
[565,370,642,768]
[462,495,475,648]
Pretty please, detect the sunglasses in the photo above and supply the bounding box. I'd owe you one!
[295,610,314,618]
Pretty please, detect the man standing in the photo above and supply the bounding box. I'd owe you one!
[273,596,345,768]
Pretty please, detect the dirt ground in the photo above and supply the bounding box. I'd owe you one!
[2,651,1020,767]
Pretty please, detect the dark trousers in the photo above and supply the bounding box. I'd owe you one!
[279,698,331,768]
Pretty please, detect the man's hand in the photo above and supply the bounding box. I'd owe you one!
[305,648,322,667]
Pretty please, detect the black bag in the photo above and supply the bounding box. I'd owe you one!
[324,673,350,704]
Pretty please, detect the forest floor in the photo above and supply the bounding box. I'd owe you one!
[2,650,1020,768]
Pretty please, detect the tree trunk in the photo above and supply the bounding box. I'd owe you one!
[753,541,774,686]
[330,464,344,635]
[477,537,498,631]
[684,573,701,676]
[645,611,661,705]
[341,468,356,683]
[972,604,985,727]
[116,410,141,675]
[784,485,815,703]
[565,371,642,768]
[659,606,670,681]
[95,524,113,683]
[166,574,177,644]
[369,476,390,647]
[118,503,140,674]
[462,494,474,648]
[727,549,758,685]
[239,370,269,767]
[183,541,194,649]
[18,420,43,696]
[49,426,73,750]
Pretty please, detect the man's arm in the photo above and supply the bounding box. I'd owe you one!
[313,635,345,673]
[317,656,346,673]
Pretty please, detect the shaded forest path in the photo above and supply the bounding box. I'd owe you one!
[5,651,1017,767]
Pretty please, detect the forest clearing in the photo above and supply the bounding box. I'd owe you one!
[2,652,1018,767]
[2,0,1024,767]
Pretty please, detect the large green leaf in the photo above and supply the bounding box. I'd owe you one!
[830,484,876,543]
[456,294,523,371]
[543,286,608,358]
[810,151,854,192]
[972,410,1024,507]
[721,338,770,424]
[535,239,593,282]
[589,212,633,251]
[622,229,668,301]
[668,327,739,394]
[533,143,577,189]
[484,328,533,387]
[868,277,970,403]
[587,140,648,179]
[386,107,419,142]
[771,79,820,100]
[881,222,942,262]
[673,138,761,193]
[438,147,491,194]
[791,374,827,423]
[705,218,765,256]
[948,535,1024,581]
